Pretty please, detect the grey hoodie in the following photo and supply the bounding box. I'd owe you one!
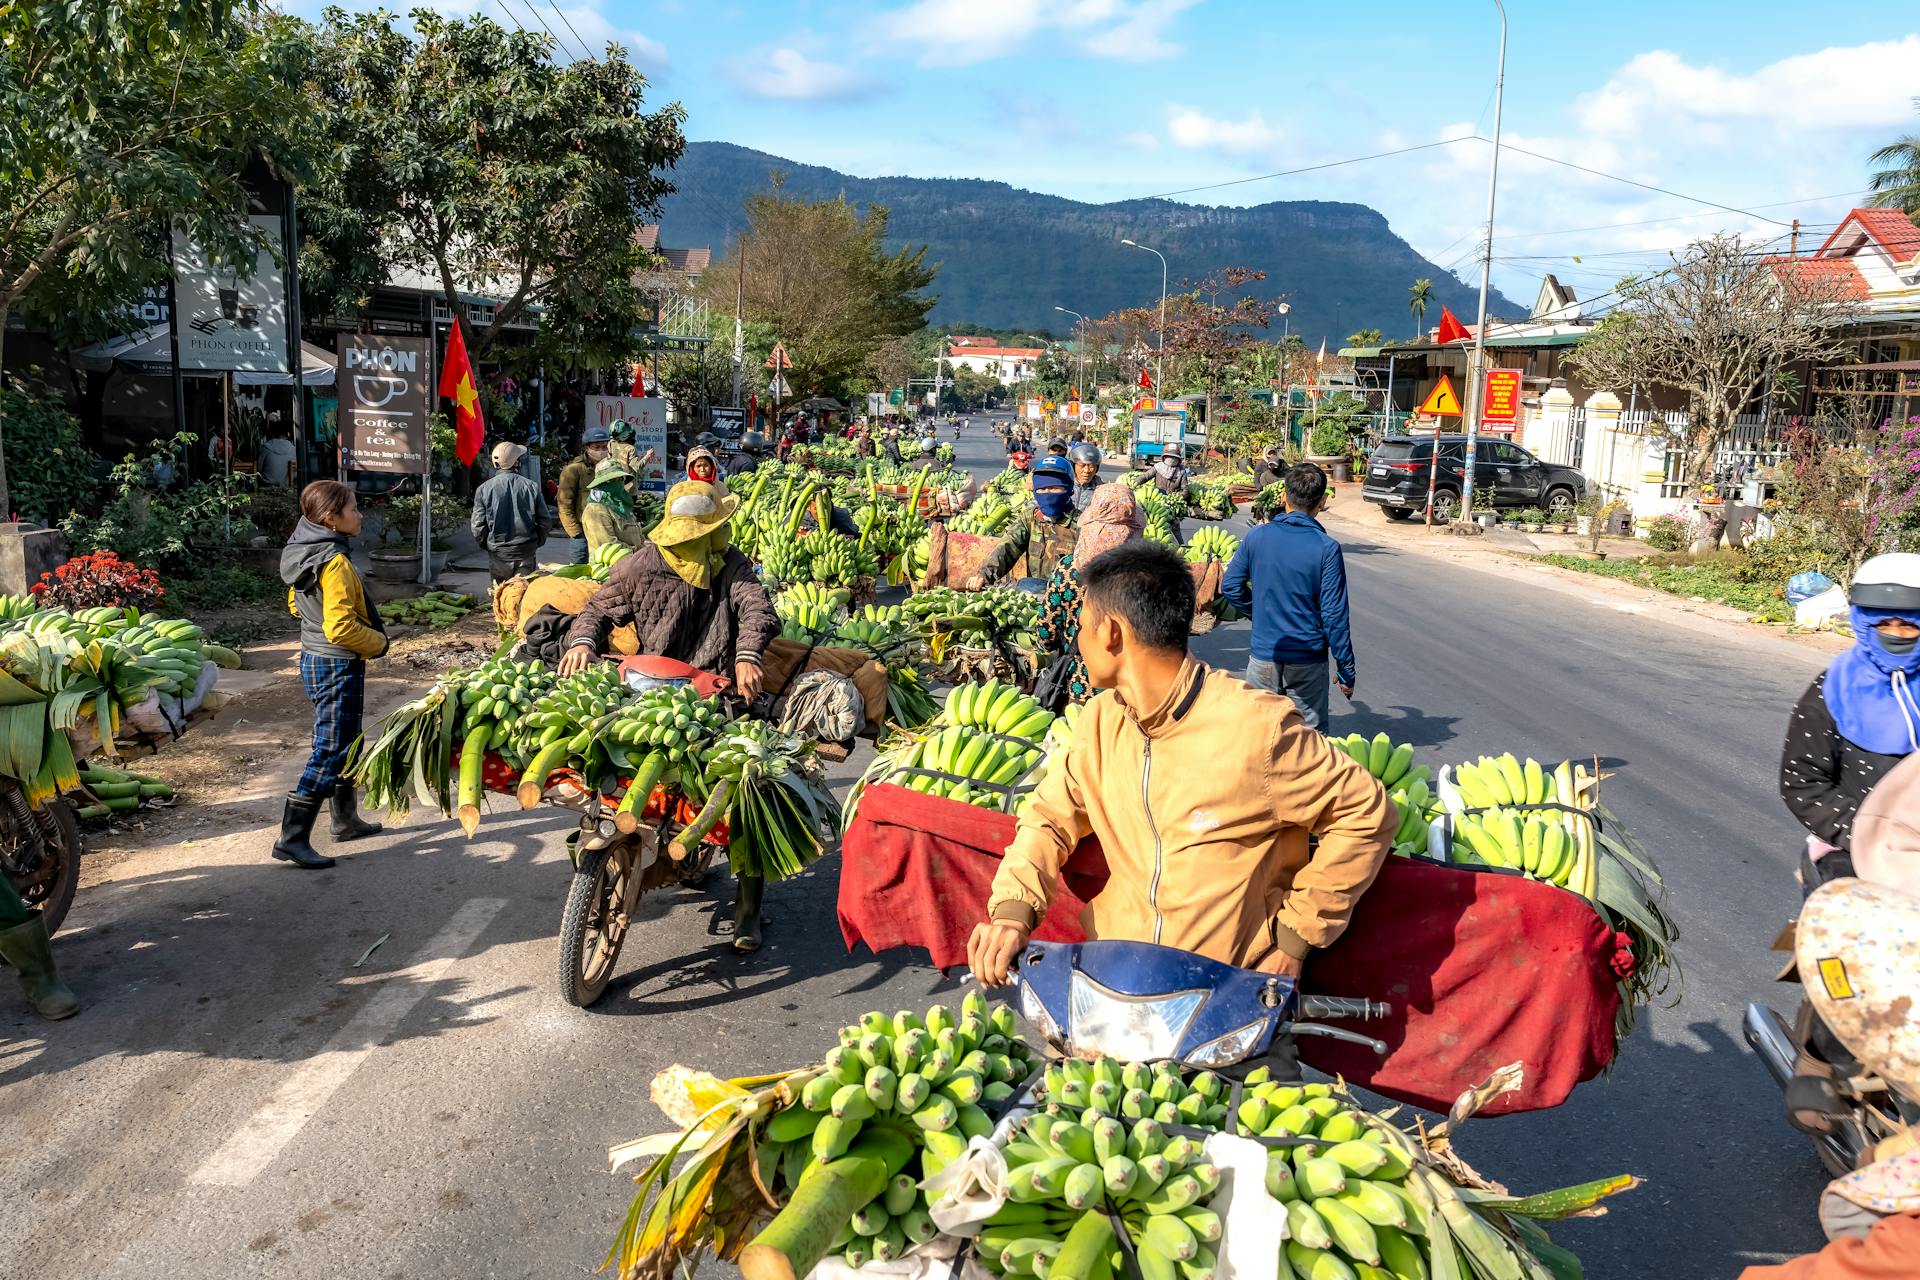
[281,517,386,660]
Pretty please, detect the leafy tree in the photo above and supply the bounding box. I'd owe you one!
[1408,278,1434,338]
[1347,328,1383,348]
[301,7,686,368]
[699,183,937,399]
[1569,235,1850,496]
[1159,267,1277,428]
[1867,97,1920,216]
[0,0,312,519]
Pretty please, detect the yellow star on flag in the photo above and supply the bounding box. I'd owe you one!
[455,374,480,416]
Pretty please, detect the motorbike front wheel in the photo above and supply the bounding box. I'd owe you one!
[2,790,80,936]
[556,845,638,1007]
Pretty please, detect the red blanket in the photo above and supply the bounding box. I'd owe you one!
[837,784,1620,1115]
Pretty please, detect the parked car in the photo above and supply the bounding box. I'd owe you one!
[1361,436,1585,522]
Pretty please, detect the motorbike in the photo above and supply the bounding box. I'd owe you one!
[1009,938,1391,1072]
[0,779,82,934]
[1745,911,1920,1177]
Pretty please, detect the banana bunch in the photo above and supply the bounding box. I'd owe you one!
[1146,516,1180,547]
[114,616,218,696]
[70,605,138,631]
[0,594,38,621]
[982,1058,1226,1279]
[1452,807,1578,883]
[894,724,1045,807]
[1184,482,1235,520]
[703,718,806,785]
[835,616,911,653]
[759,531,813,585]
[1450,751,1553,809]
[1184,526,1240,564]
[588,541,633,582]
[458,655,562,761]
[777,599,839,643]
[757,992,1037,1269]
[1334,732,1426,790]
[806,532,862,586]
[601,684,726,767]
[779,583,852,614]
[905,586,972,621]
[377,590,474,626]
[949,679,1053,736]
[973,587,1041,634]
[951,496,1014,537]
[1447,755,1601,895]
[1229,1070,1431,1280]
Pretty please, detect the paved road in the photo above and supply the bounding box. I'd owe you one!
[2,417,1831,1277]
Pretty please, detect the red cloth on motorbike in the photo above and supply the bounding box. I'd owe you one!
[614,655,730,698]
[1299,856,1622,1115]
[837,783,1107,964]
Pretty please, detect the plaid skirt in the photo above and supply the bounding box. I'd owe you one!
[297,653,366,798]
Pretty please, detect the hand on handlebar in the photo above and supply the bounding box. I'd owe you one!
[557,645,595,678]
[1252,947,1304,978]
[733,660,763,701]
[968,919,1030,987]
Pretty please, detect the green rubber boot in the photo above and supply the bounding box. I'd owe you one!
[0,914,79,1020]
[731,875,765,954]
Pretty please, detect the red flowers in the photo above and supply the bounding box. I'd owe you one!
[31,551,166,613]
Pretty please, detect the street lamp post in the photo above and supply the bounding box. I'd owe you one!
[1458,0,1507,520]
[1120,239,1167,397]
[1278,302,1292,444]
[1053,306,1087,406]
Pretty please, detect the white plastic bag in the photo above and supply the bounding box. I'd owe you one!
[803,1234,964,1280]
[1795,584,1849,630]
[122,663,220,738]
[923,1135,1013,1235]
[1202,1131,1288,1280]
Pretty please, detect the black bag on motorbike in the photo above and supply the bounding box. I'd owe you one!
[1030,653,1074,716]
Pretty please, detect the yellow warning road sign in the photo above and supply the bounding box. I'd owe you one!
[1418,375,1462,416]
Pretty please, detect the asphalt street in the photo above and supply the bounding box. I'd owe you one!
[1,416,1834,1278]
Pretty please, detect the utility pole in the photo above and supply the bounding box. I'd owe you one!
[1458,0,1506,521]
[1054,306,1087,405]
[730,232,745,406]
[1121,239,1168,397]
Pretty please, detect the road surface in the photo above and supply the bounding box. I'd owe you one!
[1,418,1831,1277]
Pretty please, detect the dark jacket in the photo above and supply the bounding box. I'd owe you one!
[556,456,593,538]
[1780,674,1907,851]
[563,542,777,673]
[983,508,1078,585]
[1221,511,1354,685]
[471,469,545,550]
[281,518,387,661]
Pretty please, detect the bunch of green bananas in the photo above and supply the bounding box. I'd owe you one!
[1452,807,1579,884]
[112,616,232,695]
[703,719,806,784]
[1184,526,1239,564]
[755,993,1037,1269]
[1451,752,1557,809]
[1184,482,1235,520]
[947,679,1051,735]
[1146,516,1180,547]
[602,684,726,767]
[777,600,839,643]
[377,590,474,626]
[587,541,633,582]
[760,531,813,584]
[834,617,908,651]
[457,655,561,764]
[983,1057,1227,1279]
[894,724,1045,807]
[0,594,38,621]
[1335,732,1425,790]
[904,586,970,620]
[1230,1071,1431,1279]
[807,535,863,586]
[951,496,1013,537]
[780,583,852,613]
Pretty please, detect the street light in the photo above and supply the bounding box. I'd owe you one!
[1053,306,1087,404]
[1458,0,1507,521]
[1277,301,1292,438]
[1120,239,1167,396]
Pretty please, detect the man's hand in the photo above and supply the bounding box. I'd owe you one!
[964,575,986,591]
[733,660,763,701]
[1253,947,1305,978]
[1338,680,1355,699]
[967,919,1031,986]
[557,645,595,678]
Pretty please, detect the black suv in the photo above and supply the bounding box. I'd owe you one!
[1361,436,1585,522]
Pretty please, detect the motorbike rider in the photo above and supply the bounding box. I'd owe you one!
[968,542,1394,984]
[1780,553,1920,885]
[969,453,1079,589]
[559,480,779,950]
[1252,444,1288,494]
[556,425,612,565]
[1742,875,1920,1278]
[1067,442,1103,512]
[726,429,768,479]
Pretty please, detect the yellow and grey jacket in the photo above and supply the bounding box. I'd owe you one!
[281,518,387,661]
[988,657,1394,966]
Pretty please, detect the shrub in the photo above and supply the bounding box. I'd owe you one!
[1517,506,1547,526]
[31,550,166,612]
[1644,513,1689,551]
[167,566,281,613]
[0,379,103,526]
[61,433,263,572]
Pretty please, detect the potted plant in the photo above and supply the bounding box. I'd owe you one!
[1472,485,1497,529]
[1574,493,1602,537]
[1582,498,1626,559]
[1301,394,1368,481]
[1516,505,1547,533]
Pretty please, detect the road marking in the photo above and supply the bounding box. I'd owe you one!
[190,897,507,1187]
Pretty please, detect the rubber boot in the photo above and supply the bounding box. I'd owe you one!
[270,793,333,869]
[0,914,79,1019]
[731,875,765,954]
[329,788,383,842]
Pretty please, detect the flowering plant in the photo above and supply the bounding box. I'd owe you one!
[30,551,167,612]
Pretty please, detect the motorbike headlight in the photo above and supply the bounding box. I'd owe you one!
[1019,981,1063,1044]
[1183,1017,1268,1069]
[1067,970,1206,1063]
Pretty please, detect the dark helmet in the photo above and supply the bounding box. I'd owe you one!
[1046,438,1069,456]
[1067,442,1102,468]
[695,431,719,448]
[609,418,635,442]
[739,428,769,453]
[582,424,612,445]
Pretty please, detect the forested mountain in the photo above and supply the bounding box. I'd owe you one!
[657,141,1518,344]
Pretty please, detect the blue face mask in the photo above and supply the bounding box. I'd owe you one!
[1033,485,1073,520]
[1823,606,1920,754]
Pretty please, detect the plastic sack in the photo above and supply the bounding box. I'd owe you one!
[1787,570,1837,605]
[121,662,220,738]
[1795,584,1849,630]
[1202,1131,1285,1280]
[922,1134,1013,1235]
[803,1234,964,1280]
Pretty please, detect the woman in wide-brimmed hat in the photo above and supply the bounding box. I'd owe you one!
[558,478,778,947]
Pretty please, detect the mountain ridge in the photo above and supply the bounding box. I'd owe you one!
[657,141,1520,343]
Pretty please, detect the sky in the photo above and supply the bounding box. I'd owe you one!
[314,1,1919,307]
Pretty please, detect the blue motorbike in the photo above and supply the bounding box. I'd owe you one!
[1008,938,1392,1071]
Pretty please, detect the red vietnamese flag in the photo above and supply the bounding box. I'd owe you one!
[438,322,485,465]
[1435,306,1471,345]
[630,362,647,397]
[1137,368,1154,389]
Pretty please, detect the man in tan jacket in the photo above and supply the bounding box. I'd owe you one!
[969,543,1395,984]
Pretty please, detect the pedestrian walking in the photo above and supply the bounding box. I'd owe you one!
[556,425,611,565]
[1037,481,1144,704]
[471,442,547,581]
[1221,463,1355,731]
[276,481,388,870]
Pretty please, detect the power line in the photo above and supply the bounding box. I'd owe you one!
[1476,136,1797,227]
[1134,138,1472,201]
[1495,191,1870,242]
[545,0,594,61]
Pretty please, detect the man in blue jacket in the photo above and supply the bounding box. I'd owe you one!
[1221,463,1354,730]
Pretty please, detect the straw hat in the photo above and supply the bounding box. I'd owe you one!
[649,480,740,546]
[590,458,634,488]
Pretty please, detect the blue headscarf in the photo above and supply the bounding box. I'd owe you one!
[1031,454,1074,520]
[1824,605,1920,755]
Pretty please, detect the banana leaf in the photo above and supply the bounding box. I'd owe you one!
[0,701,47,787]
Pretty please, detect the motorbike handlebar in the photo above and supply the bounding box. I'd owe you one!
[1295,995,1392,1022]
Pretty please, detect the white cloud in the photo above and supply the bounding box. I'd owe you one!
[727,48,875,102]
[1166,105,1282,156]
[1122,130,1160,152]
[873,0,1197,67]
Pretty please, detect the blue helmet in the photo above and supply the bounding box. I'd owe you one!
[582,424,612,445]
[1032,453,1073,487]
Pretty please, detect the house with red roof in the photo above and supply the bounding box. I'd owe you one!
[946,336,1046,386]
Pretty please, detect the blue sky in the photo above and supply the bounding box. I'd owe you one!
[327,2,1918,304]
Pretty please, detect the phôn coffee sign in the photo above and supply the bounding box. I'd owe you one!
[338,336,431,473]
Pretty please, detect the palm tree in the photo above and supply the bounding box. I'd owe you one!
[1408,278,1434,338]
[1868,102,1920,215]
[1346,328,1383,348]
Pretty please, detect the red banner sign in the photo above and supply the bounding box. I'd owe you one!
[1483,369,1522,423]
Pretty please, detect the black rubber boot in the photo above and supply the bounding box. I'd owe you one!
[329,788,383,842]
[0,914,79,1019]
[731,875,765,954]
[271,793,333,869]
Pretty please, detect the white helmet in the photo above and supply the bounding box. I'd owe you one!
[1851,553,1920,613]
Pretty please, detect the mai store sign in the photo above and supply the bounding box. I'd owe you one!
[169,214,290,373]
[338,336,431,473]
[585,394,670,494]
